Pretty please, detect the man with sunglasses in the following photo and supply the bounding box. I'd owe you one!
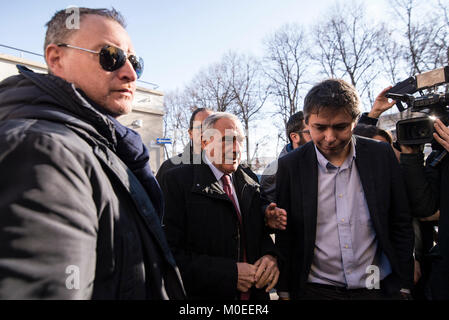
[0,8,185,299]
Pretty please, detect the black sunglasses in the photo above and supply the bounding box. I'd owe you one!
[57,43,144,79]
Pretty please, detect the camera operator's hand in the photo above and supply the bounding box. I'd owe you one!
[400,144,422,154]
[434,119,449,152]
[368,86,396,119]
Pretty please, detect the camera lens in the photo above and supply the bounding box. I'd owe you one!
[417,126,431,137]
[396,117,435,145]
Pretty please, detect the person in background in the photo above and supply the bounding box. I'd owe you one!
[260,111,311,230]
[156,108,213,183]
[400,119,449,300]
[353,124,393,145]
[357,86,397,126]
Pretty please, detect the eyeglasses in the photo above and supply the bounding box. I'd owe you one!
[57,43,144,79]
[296,130,310,135]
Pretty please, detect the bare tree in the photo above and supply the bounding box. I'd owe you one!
[263,23,311,127]
[314,21,340,79]
[163,90,190,157]
[375,23,407,85]
[430,0,449,66]
[185,61,235,112]
[392,0,443,74]
[311,1,382,105]
[226,52,271,166]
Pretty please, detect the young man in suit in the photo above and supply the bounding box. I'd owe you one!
[161,112,282,300]
[276,79,414,300]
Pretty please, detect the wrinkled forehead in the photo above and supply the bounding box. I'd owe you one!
[69,14,134,53]
[203,118,245,141]
[219,123,244,139]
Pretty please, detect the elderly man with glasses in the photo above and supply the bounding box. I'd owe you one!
[0,7,184,299]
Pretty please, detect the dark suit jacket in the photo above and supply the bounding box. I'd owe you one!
[400,151,449,299]
[156,143,203,184]
[276,136,414,299]
[161,163,277,300]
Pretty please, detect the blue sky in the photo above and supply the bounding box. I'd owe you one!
[1,0,390,158]
[0,0,388,93]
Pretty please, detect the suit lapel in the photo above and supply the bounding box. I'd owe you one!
[191,164,259,225]
[191,163,230,202]
[354,137,379,226]
[300,144,319,263]
[233,166,259,219]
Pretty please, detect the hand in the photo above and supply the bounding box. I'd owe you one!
[400,144,422,154]
[420,210,440,222]
[236,262,256,293]
[368,86,396,119]
[264,203,287,230]
[414,260,422,285]
[254,255,280,292]
[399,290,413,300]
[433,119,449,152]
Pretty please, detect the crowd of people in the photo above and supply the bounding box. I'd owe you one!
[0,7,448,300]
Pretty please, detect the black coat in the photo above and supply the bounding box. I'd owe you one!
[275,137,414,298]
[0,66,185,299]
[156,143,203,184]
[161,163,278,300]
[400,151,449,299]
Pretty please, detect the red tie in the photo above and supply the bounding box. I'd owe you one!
[221,174,250,300]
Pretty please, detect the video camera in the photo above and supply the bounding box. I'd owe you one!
[386,66,449,146]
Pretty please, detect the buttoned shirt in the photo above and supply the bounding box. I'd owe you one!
[308,138,392,289]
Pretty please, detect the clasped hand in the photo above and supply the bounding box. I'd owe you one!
[237,255,279,293]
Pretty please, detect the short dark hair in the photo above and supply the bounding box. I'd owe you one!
[353,124,393,144]
[44,7,126,56]
[303,79,361,124]
[189,108,213,131]
[286,111,306,144]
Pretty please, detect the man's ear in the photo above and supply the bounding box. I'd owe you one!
[201,138,207,150]
[45,44,65,76]
[289,132,300,145]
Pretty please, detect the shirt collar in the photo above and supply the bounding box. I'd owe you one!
[204,153,228,182]
[314,136,357,171]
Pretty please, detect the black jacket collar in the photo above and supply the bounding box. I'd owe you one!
[191,163,259,204]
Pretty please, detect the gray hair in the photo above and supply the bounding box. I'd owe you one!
[201,112,245,141]
[44,7,126,57]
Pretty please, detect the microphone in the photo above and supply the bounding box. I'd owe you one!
[430,150,448,167]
